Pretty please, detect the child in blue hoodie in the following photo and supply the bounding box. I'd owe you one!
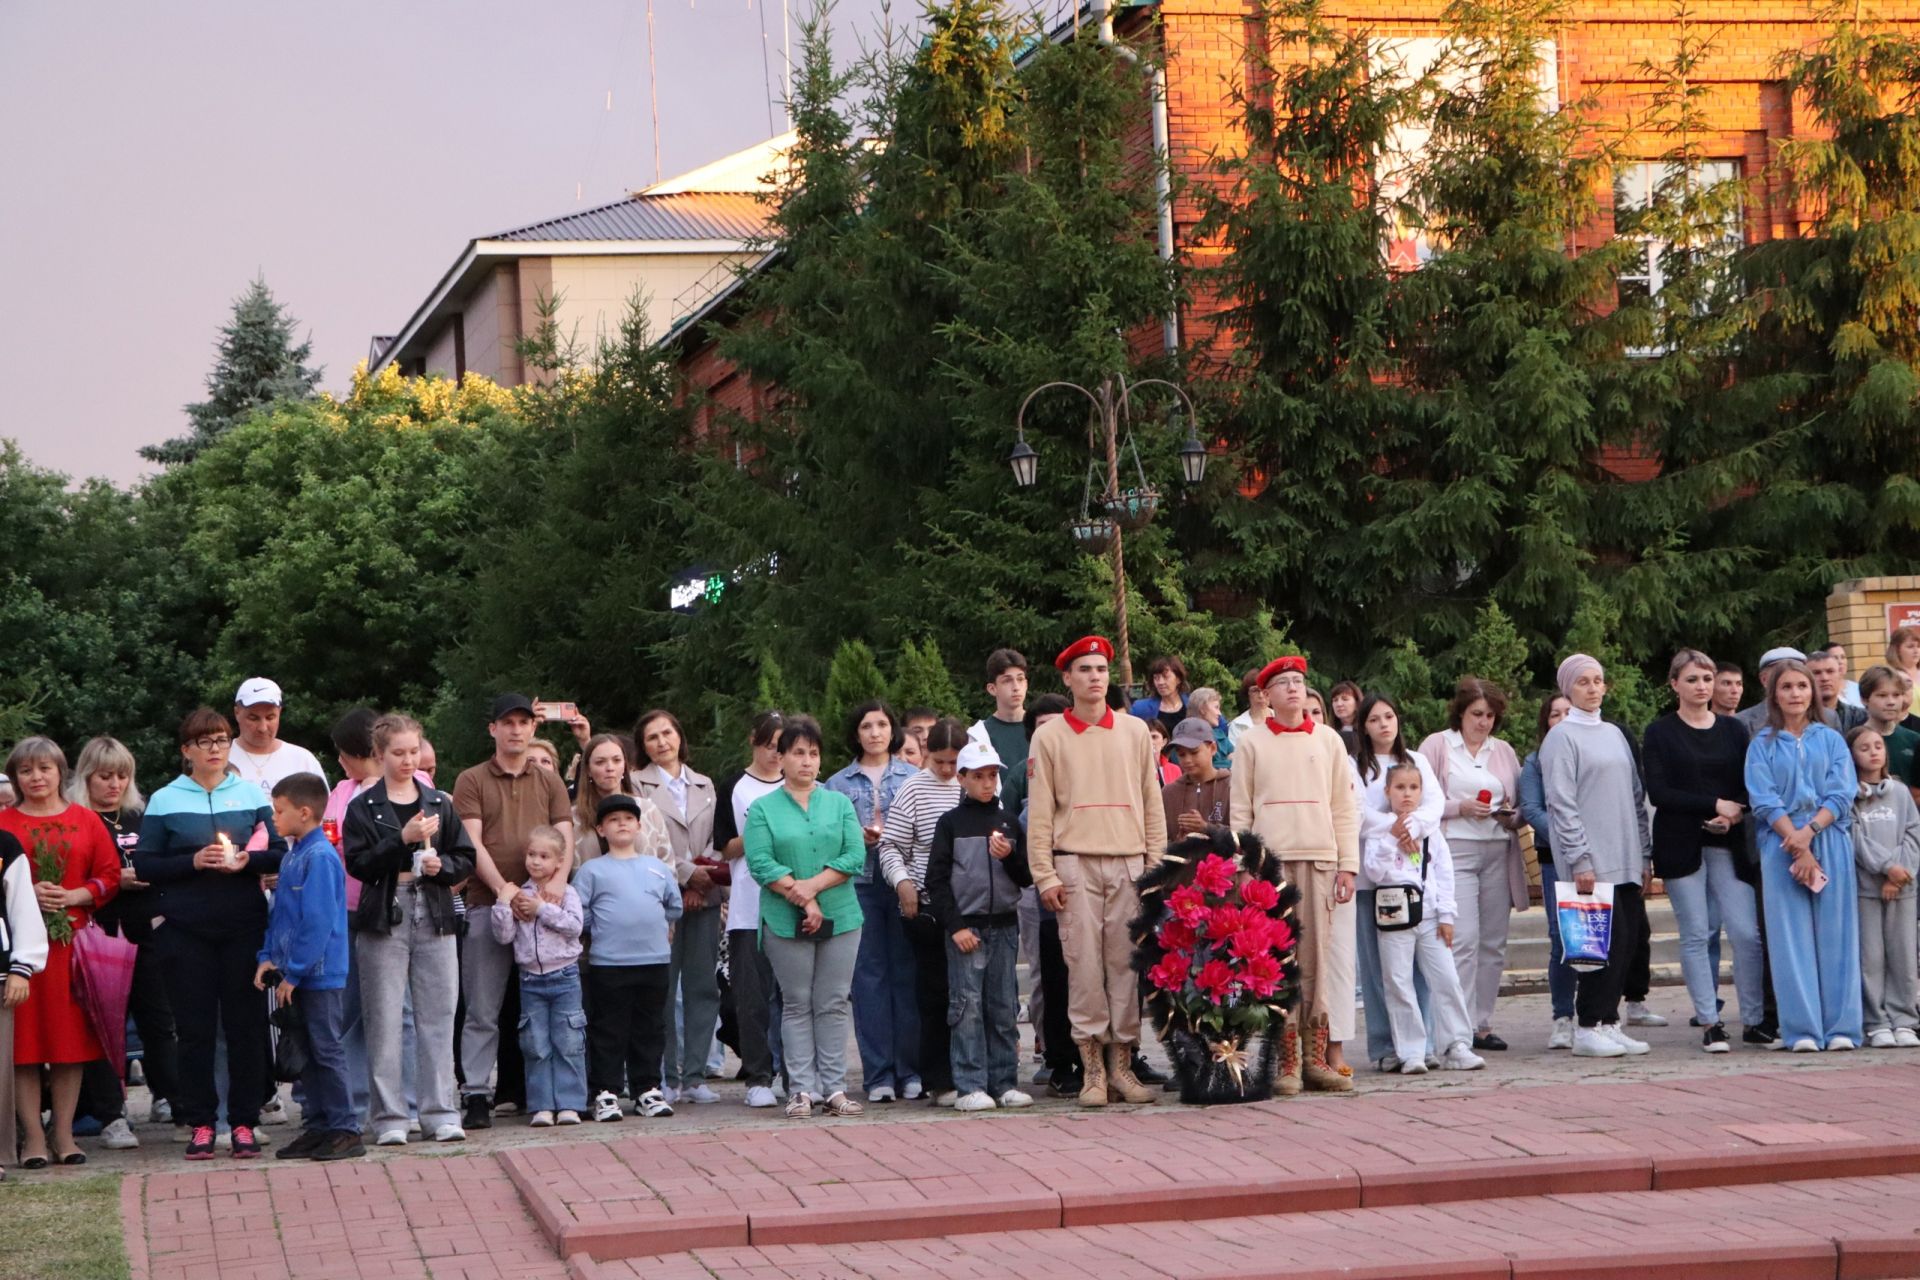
[254,773,358,1161]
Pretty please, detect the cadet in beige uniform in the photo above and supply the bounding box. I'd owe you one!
[1230,656,1359,1095]
[1027,635,1165,1107]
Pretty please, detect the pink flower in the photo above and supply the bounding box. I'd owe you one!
[1157,918,1197,953]
[1228,923,1274,961]
[1240,878,1279,911]
[1242,953,1282,997]
[1206,904,1245,942]
[1194,958,1236,1005]
[1147,952,1191,992]
[1169,884,1208,925]
[1267,917,1295,954]
[1193,854,1236,897]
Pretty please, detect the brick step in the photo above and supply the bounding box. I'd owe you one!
[497,1065,1920,1264]
[572,1172,1920,1280]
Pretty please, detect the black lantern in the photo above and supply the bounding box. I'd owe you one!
[1008,433,1039,488]
[1174,408,1208,485]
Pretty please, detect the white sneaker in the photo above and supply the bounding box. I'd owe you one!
[659,1085,680,1104]
[529,1110,555,1128]
[259,1095,289,1125]
[1547,1017,1575,1051]
[997,1089,1034,1109]
[867,1085,897,1103]
[375,1129,408,1146]
[1376,1055,1403,1073]
[953,1091,997,1112]
[901,1080,924,1100]
[1603,1024,1650,1055]
[1868,1028,1897,1049]
[408,1117,422,1135]
[1827,1035,1856,1052]
[685,1084,720,1105]
[1896,1027,1920,1048]
[1399,1057,1429,1075]
[102,1117,140,1149]
[556,1110,581,1125]
[432,1124,466,1142]
[1440,1042,1486,1071]
[1790,1037,1820,1053]
[638,1089,674,1118]
[1572,1026,1627,1058]
[593,1091,625,1122]
[745,1086,778,1108]
[1623,1002,1668,1027]
[935,1090,959,1108]
[493,1101,519,1116]
[150,1099,173,1126]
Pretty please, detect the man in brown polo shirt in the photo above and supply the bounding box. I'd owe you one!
[452,693,572,1129]
[1027,635,1165,1108]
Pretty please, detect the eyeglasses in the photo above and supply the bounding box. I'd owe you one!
[190,737,232,752]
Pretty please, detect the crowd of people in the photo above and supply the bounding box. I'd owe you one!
[4,628,1920,1171]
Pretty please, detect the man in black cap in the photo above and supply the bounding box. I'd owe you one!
[452,694,574,1129]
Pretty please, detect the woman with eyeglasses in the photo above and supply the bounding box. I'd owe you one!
[134,708,287,1161]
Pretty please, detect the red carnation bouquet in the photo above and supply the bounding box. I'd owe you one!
[1132,828,1299,1103]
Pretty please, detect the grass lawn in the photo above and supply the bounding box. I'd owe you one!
[0,1171,130,1280]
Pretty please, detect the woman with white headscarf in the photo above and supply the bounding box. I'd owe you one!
[1540,654,1654,1059]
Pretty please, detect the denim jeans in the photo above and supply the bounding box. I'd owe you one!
[946,922,1020,1097]
[851,881,919,1091]
[518,965,589,1114]
[1356,889,1428,1063]
[1667,847,1765,1028]
[1539,857,1577,1021]
[295,986,357,1134]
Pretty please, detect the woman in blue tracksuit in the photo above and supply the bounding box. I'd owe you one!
[1744,660,1862,1053]
[135,708,287,1159]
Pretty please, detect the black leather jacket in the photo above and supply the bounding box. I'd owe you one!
[342,780,474,936]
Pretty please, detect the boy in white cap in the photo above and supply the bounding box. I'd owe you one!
[231,678,327,790]
[926,740,1033,1111]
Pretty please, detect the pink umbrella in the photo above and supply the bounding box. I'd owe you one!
[70,922,137,1082]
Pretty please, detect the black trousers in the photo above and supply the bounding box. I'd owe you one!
[584,963,670,1099]
[905,914,953,1092]
[1624,889,1652,1004]
[727,929,776,1089]
[155,924,268,1129]
[1576,883,1648,1028]
[1038,915,1077,1078]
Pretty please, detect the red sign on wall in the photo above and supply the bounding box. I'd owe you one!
[1888,603,1920,634]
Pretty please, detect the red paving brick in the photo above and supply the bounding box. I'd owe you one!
[124,1064,1920,1278]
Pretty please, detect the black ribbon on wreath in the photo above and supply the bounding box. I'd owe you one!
[1130,827,1302,1105]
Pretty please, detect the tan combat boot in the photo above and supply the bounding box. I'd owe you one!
[1076,1039,1109,1108]
[1302,1014,1355,1093]
[1105,1043,1157,1104]
[1277,1019,1304,1097]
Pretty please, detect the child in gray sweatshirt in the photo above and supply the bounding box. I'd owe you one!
[1848,727,1920,1047]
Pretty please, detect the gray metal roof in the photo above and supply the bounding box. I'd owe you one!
[489,192,769,243]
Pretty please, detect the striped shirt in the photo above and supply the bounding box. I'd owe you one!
[877,771,963,889]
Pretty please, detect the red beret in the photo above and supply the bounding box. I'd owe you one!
[1055,635,1115,671]
[1257,655,1309,687]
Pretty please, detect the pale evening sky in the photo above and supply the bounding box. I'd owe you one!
[0,0,917,484]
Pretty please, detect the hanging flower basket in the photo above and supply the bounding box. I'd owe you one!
[1103,486,1160,531]
[1131,828,1301,1106]
[1069,516,1118,554]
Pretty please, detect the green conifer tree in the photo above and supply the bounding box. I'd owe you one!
[822,639,893,740]
[143,276,322,465]
[891,638,966,719]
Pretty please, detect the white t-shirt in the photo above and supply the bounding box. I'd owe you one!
[725,771,783,934]
[229,741,328,791]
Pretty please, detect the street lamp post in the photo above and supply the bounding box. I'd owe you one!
[1009,372,1205,693]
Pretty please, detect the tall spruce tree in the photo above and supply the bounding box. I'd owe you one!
[1194,0,1412,670]
[144,276,322,465]
[1701,2,1920,650]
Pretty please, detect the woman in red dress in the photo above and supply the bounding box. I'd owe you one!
[2,738,120,1167]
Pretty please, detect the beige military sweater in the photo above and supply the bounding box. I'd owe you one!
[1026,706,1167,894]
[1228,719,1360,873]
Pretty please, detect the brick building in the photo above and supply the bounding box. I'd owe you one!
[673,1,1920,427]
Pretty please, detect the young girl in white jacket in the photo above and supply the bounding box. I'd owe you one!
[1365,764,1485,1074]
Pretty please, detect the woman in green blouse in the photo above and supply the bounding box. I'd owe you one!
[745,715,868,1119]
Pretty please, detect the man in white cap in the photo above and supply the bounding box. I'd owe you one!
[231,678,328,790]
[1734,649,1806,738]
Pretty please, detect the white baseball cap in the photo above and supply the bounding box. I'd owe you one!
[235,677,283,707]
[956,741,1003,773]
